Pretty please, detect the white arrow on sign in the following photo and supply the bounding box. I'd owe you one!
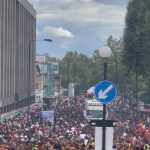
[98,85,113,99]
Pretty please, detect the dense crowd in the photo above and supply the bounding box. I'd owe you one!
[0,95,149,150]
[110,99,150,150]
[0,96,95,150]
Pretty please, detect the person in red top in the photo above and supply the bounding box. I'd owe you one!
[144,128,149,138]
[137,127,142,137]
[129,135,133,145]
[139,141,145,149]
[144,128,150,143]
[9,129,14,138]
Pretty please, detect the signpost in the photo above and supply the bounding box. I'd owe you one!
[94,80,117,104]
[93,80,117,150]
[91,46,117,150]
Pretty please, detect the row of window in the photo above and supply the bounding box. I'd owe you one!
[36,96,41,99]
[0,97,35,114]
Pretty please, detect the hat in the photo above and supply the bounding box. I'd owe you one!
[24,135,27,139]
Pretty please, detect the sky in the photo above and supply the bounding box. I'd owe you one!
[28,0,128,59]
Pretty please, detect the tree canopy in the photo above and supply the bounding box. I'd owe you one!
[59,36,129,96]
[123,0,150,103]
[123,0,150,76]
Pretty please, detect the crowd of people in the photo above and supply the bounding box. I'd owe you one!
[0,96,95,150]
[0,95,149,150]
[110,98,150,150]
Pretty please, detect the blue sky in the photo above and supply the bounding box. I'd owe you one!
[29,0,128,59]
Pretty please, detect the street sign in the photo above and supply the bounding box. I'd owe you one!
[90,120,117,127]
[94,80,117,104]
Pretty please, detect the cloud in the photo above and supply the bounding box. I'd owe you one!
[79,0,93,2]
[29,0,128,58]
[43,26,74,38]
[36,3,126,28]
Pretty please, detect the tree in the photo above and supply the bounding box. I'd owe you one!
[123,0,150,103]
[105,36,130,93]
[59,51,94,95]
[123,0,150,75]
[59,36,133,96]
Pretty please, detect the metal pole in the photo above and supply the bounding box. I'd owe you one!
[115,56,118,88]
[102,62,107,150]
[59,72,61,97]
[135,59,138,105]
[42,74,44,111]
[28,41,31,110]
[148,77,150,101]
[67,58,69,97]
[59,64,61,97]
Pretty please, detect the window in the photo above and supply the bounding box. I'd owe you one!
[36,83,38,89]
[86,110,103,118]
[53,64,58,71]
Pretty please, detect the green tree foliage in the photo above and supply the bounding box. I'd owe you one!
[59,51,95,94]
[123,0,150,103]
[123,0,150,76]
[59,35,150,102]
[59,36,129,95]
[106,36,131,93]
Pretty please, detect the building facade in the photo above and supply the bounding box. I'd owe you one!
[35,62,43,104]
[0,0,36,115]
[36,54,60,105]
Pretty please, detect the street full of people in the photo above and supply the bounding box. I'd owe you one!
[110,98,150,150]
[0,96,95,150]
[0,95,149,150]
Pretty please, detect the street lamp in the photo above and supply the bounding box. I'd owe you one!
[28,38,52,110]
[44,39,53,42]
[99,46,112,150]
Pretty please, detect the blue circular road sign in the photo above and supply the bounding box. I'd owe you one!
[94,80,117,104]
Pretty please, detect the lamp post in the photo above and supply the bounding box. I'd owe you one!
[67,58,70,97]
[99,46,112,150]
[28,38,52,110]
[148,77,150,102]
[43,39,53,42]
